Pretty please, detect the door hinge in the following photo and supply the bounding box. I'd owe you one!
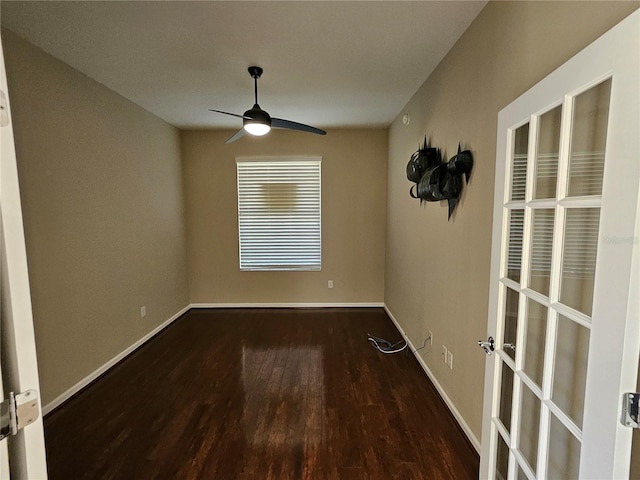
[621,392,640,428]
[0,390,39,441]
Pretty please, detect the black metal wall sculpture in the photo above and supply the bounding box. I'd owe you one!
[407,138,473,220]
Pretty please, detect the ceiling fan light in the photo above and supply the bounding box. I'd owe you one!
[244,122,271,136]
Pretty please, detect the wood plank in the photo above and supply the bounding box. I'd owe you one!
[44,308,479,479]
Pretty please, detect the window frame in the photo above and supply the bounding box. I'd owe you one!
[236,156,322,271]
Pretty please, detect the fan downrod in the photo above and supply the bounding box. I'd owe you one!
[248,66,263,79]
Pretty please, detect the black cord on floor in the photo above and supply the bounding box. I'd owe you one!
[367,333,431,355]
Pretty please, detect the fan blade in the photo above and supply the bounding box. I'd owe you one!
[272,118,326,135]
[209,109,252,120]
[225,128,247,144]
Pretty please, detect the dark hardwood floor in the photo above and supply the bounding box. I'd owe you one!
[44,308,479,479]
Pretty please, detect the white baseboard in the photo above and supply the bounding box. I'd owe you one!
[189,302,385,309]
[42,305,191,415]
[383,305,481,453]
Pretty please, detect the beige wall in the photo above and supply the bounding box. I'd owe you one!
[2,30,190,405]
[385,1,639,442]
[181,129,387,304]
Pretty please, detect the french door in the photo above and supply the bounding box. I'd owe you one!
[480,11,639,480]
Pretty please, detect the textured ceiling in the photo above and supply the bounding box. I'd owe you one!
[1,1,487,130]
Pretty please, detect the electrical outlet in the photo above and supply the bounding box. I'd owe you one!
[328,280,333,288]
[428,330,433,346]
[140,306,146,318]
[442,345,448,363]
[447,351,454,370]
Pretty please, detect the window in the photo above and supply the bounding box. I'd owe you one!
[236,157,321,271]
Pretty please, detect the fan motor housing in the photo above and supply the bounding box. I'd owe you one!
[243,105,271,127]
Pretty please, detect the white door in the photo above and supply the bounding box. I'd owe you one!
[480,11,640,480]
[0,33,48,478]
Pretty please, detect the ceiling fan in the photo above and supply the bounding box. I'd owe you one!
[209,66,327,143]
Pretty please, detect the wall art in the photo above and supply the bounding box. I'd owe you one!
[406,138,473,220]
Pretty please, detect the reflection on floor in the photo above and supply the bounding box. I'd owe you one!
[44,308,479,479]
[242,346,325,447]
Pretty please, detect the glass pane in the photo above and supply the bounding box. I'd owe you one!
[518,386,541,474]
[499,363,515,432]
[568,79,611,197]
[516,465,530,480]
[548,414,581,479]
[503,288,520,361]
[523,300,547,388]
[552,315,590,428]
[534,106,562,199]
[559,208,600,316]
[529,209,554,296]
[496,432,510,480]
[511,123,529,201]
[507,209,525,283]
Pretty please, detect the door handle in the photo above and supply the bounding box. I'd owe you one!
[478,336,495,356]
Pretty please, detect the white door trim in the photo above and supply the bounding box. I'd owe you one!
[0,33,48,478]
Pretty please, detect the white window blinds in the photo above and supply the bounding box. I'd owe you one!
[236,158,321,271]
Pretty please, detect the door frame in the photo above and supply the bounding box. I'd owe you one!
[480,10,640,479]
[0,32,48,478]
